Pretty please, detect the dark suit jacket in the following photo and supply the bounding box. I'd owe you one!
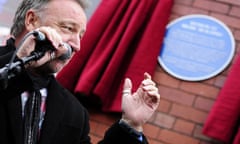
[0,38,148,144]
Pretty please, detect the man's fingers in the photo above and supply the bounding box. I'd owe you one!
[144,72,151,80]
[142,78,156,87]
[143,85,160,95]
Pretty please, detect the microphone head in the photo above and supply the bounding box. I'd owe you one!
[33,30,46,41]
[58,43,72,60]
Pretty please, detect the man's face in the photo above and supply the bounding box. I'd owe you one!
[35,0,87,74]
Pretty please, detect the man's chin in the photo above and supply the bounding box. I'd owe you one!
[34,60,65,75]
[51,59,68,73]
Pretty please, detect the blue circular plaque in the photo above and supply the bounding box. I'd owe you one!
[158,15,235,81]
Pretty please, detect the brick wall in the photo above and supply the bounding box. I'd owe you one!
[88,0,240,144]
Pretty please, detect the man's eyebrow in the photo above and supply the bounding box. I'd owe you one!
[60,21,85,34]
[59,21,76,27]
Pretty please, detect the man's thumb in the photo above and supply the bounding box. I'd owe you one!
[123,78,132,95]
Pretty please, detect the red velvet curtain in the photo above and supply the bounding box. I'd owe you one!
[56,0,173,112]
[202,54,240,144]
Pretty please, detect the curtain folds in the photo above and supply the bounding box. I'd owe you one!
[203,54,240,144]
[56,0,173,112]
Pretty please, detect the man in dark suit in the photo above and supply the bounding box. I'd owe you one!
[0,0,160,144]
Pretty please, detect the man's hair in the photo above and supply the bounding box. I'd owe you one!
[10,0,89,37]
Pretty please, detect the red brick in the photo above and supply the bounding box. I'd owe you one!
[194,97,215,112]
[173,119,195,135]
[170,104,208,124]
[159,85,196,106]
[180,82,220,99]
[89,120,99,133]
[158,129,200,144]
[154,112,176,129]
[169,14,181,22]
[217,0,240,6]
[157,98,172,113]
[236,44,240,54]
[148,112,157,123]
[211,13,240,29]
[234,30,240,41]
[230,6,240,18]
[203,78,215,85]
[147,138,164,144]
[89,134,102,144]
[220,64,231,76]
[193,0,229,13]
[89,110,119,125]
[214,75,227,88]
[155,65,164,72]
[153,71,180,88]
[193,125,212,141]
[174,0,193,5]
[233,53,240,63]
[200,141,216,144]
[143,123,160,139]
[172,4,208,16]
[95,123,109,137]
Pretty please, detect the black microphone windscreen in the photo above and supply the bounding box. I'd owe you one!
[33,31,46,41]
[58,43,72,60]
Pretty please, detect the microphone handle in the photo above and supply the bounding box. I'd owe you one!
[33,31,72,60]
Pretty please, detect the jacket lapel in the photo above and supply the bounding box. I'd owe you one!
[38,79,66,144]
[8,96,24,144]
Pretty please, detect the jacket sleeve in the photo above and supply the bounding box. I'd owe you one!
[0,38,16,68]
[0,48,15,68]
[0,44,17,91]
[98,120,148,144]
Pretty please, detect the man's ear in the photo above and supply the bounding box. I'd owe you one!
[25,10,40,31]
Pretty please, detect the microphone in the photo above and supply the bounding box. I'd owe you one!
[33,30,72,60]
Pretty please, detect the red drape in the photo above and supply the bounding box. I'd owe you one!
[202,54,240,144]
[56,0,173,112]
